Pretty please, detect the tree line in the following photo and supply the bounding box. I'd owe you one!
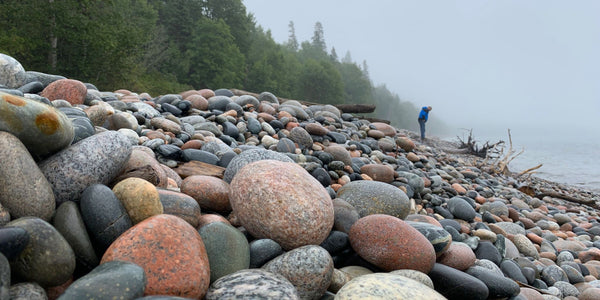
[0,0,435,132]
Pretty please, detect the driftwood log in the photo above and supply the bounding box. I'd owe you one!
[173,161,225,179]
[230,89,376,114]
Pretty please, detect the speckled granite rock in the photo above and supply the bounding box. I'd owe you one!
[229,160,334,250]
[263,245,334,300]
[101,214,210,298]
[0,53,27,88]
[198,222,250,283]
[0,92,74,160]
[0,253,8,300]
[40,78,87,105]
[9,282,47,300]
[181,175,231,213]
[0,132,55,221]
[349,214,436,273]
[58,261,146,300]
[336,180,410,219]
[39,130,132,205]
[223,148,293,183]
[7,217,75,287]
[205,269,299,300]
[335,273,445,300]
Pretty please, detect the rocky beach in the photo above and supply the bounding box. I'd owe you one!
[1,52,600,300]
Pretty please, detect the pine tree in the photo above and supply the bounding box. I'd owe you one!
[311,21,326,52]
[330,47,338,62]
[287,21,298,51]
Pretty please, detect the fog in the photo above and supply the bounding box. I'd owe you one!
[244,0,600,140]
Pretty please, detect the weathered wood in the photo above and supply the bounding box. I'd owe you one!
[230,88,376,114]
[535,188,598,208]
[173,161,225,179]
[358,116,391,124]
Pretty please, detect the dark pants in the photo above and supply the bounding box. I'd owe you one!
[418,119,426,140]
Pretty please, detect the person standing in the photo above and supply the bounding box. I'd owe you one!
[418,106,432,141]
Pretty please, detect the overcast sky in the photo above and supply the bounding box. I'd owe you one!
[243,0,599,139]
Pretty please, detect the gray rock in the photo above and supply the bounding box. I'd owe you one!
[9,282,46,300]
[223,148,293,183]
[25,71,65,86]
[0,53,27,88]
[337,180,410,219]
[58,261,146,300]
[206,269,299,300]
[198,222,250,283]
[7,217,75,287]
[249,239,284,268]
[263,245,333,300]
[552,281,580,297]
[494,222,527,235]
[0,253,8,300]
[39,131,132,205]
[541,265,568,286]
[447,196,476,222]
[336,273,445,299]
[466,265,520,298]
[0,132,55,221]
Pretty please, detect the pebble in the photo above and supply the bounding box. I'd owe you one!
[112,177,164,224]
[335,273,445,300]
[429,263,489,300]
[437,242,476,270]
[205,269,299,300]
[337,180,410,219]
[198,221,250,283]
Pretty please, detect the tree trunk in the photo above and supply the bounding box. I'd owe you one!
[48,0,57,72]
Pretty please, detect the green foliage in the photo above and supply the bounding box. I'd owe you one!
[338,62,373,105]
[297,59,344,104]
[371,84,419,131]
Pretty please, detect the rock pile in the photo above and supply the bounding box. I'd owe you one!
[2,52,600,299]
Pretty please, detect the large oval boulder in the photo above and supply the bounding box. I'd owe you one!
[335,273,445,300]
[40,78,87,105]
[39,131,132,205]
[0,92,74,160]
[0,132,55,221]
[349,214,436,273]
[101,214,210,298]
[337,180,410,219]
[223,149,293,183]
[229,160,334,250]
[0,53,27,88]
[205,269,299,300]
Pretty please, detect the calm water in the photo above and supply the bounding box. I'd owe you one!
[444,130,600,193]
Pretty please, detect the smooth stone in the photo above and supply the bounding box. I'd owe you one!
[437,242,476,271]
[335,273,445,300]
[501,259,528,284]
[494,222,527,235]
[389,269,434,289]
[319,231,350,255]
[475,241,502,266]
[579,287,600,300]
[466,265,520,298]
[249,239,284,268]
[276,137,297,153]
[181,175,231,213]
[223,148,293,183]
[40,78,87,105]
[101,214,210,299]
[447,196,476,222]
[0,53,27,88]
[7,217,76,287]
[198,222,250,283]
[349,214,436,273]
[0,132,55,221]
[0,227,29,260]
[205,269,299,300]
[53,201,99,274]
[229,160,334,250]
[542,265,569,286]
[39,130,132,205]
[80,184,133,252]
[561,264,585,284]
[0,92,74,160]
[289,126,313,149]
[181,149,219,164]
[112,177,163,224]
[58,261,146,300]
[553,281,580,297]
[513,233,540,259]
[311,167,332,187]
[0,253,8,299]
[359,164,395,183]
[263,245,333,300]
[114,148,169,188]
[70,116,95,144]
[157,189,201,228]
[407,221,452,257]
[9,282,47,300]
[428,263,489,300]
[337,180,410,219]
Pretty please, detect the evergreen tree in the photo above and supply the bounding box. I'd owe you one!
[297,59,344,104]
[311,21,326,53]
[342,51,353,64]
[330,47,338,62]
[287,21,298,51]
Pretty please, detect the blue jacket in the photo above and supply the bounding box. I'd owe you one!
[418,107,429,121]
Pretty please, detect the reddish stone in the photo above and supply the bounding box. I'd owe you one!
[405,214,442,227]
[40,79,87,105]
[181,175,231,213]
[349,214,436,273]
[114,89,132,95]
[437,242,476,271]
[406,152,420,162]
[579,249,600,263]
[451,183,467,195]
[181,139,204,150]
[101,214,210,298]
[526,232,543,245]
[229,160,334,250]
[114,148,169,188]
[277,111,293,119]
[396,137,415,152]
[369,122,396,137]
[539,252,556,261]
[305,123,329,136]
[180,90,201,99]
[367,129,385,139]
[186,94,208,110]
[519,288,544,300]
[359,164,395,183]
[257,113,275,122]
[198,213,230,228]
[580,288,600,300]
[198,89,215,99]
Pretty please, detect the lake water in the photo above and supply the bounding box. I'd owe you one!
[443,129,600,193]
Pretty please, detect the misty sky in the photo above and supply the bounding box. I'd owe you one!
[244,0,599,139]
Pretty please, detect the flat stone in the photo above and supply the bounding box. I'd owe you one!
[512,233,540,259]
[0,132,55,221]
[493,222,527,235]
[112,177,163,224]
[7,217,75,287]
[541,265,569,286]
[39,130,132,205]
[335,273,445,300]
[58,261,146,300]
[263,245,333,300]
[199,222,250,283]
[80,184,133,252]
[229,160,334,250]
[337,180,410,219]
[475,241,502,266]
[53,201,99,274]
[0,92,74,160]
[101,214,210,298]
[349,214,436,273]
[205,269,299,300]
[466,265,520,298]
